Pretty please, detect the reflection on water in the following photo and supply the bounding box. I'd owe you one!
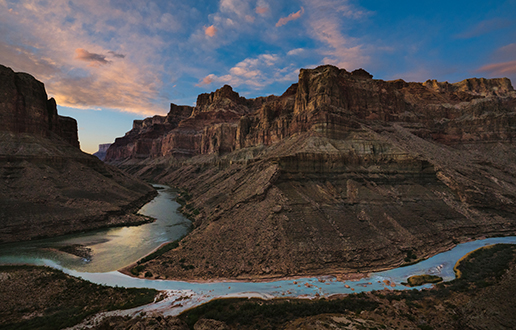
[0,185,191,272]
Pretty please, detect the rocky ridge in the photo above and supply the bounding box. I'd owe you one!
[105,65,516,280]
[0,64,155,243]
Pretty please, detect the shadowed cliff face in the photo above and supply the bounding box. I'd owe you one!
[105,65,516,280]
[0,65,79,148]
[0,65,155,243]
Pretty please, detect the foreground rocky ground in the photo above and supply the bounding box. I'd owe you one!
[0,64,156,243]
[0,265,157,330]
[107,65,516,280]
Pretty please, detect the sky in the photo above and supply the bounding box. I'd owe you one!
[1,0,515,154]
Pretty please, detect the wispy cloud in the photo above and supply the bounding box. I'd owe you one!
[492,43,516,62]
[197,53,297,89]
[0,0,183,115]
[276,7,304,27]
[455,18,514,39]
[478,61,516,76]
[74,48,110,66]
[255,6,268,15]
[301,0,369,69]
[108,51,125,59]
[287,48,305,56]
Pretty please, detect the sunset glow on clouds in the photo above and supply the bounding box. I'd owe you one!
[276,7,304,27]
[1,0,515,153]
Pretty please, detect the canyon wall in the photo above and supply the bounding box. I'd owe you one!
[0,64,155,243]
[105,65,516,280]
[0,65,79,148]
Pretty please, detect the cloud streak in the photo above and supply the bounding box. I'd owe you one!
[75,48,110,65]
[478,61,516,76]
[276,7,304,27]
[301,0,369,69]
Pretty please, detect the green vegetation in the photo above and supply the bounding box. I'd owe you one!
[0,265,157,330]
[448,244,516,292]
[406,275,443,287]
[179,295,379,329]
[404,250,418,263]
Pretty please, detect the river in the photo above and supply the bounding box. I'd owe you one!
[1,185,516,316]
[0,184,191,273]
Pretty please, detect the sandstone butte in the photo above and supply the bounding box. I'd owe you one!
[0,64,155,243]
[104,64,516,281]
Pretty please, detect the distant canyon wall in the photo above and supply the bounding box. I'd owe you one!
[105,65,515,163]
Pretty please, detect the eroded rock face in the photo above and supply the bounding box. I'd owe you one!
[106,65,516,280]
[0,65,79,147]
[106,103,194,160]
[0,64,155,243]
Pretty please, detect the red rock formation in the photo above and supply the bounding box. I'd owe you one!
[0,65,80,148]
[106,65,516,280]
[106,65,515,163]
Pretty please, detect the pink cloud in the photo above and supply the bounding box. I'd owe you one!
[478,60,516,75]
[204,25,217,37]
[255,6,269,15]
[276,7,304,27]
[196,74,215,86]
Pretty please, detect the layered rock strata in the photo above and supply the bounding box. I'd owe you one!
[106,65,516,280]
[0,64,155,243]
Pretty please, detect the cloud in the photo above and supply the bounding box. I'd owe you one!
[204,25,218,37]
[108,51,125,58]
[478,61,516,76]
[220,0,251,18]
[0,0,185,116]
[276,7,304,27]
[75,48,110,65]
[492,43,516,62]
[197,53,296,89]
[287,48,305,56]
[301,0,369,69]
[255,6,268,15]
[195,74,215,86]
[455,18,514,39]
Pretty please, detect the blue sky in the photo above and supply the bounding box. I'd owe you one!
[1,0,515,153]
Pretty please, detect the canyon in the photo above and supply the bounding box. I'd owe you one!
[105,65,516,280]
[0,64,155,243]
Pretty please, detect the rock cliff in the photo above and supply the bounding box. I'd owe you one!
[0,64,155,243]
[93,143,112,161]
[106,65,516,280]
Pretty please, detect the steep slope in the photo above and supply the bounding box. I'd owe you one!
[0,64,155,243]
[106,65,516,280]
